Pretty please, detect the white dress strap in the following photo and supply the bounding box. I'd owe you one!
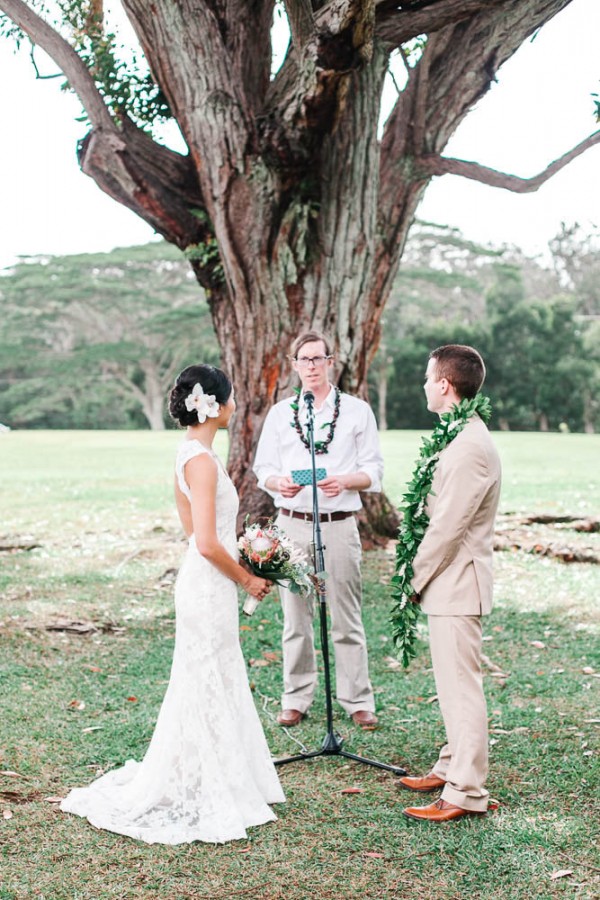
[175,440,214,500]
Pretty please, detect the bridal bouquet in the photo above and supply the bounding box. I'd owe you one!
[238,519,314,615]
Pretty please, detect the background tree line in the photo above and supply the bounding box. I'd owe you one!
[1,221,598,433]
[0,243,217,429]
[371,221,600,433]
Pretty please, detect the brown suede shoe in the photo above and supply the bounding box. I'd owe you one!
[398,773,446,793]
[277,709,305,727]
[403,799,487,822]
[351,710,378,727]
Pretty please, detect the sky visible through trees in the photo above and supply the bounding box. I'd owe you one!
[0,0,598,269]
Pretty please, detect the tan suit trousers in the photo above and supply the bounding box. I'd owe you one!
[428,615,489,812]
[275,513,375,715]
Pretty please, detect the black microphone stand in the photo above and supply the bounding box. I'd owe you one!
[274,390,406,776]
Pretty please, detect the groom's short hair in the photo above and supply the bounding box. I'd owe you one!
[430,345,485,399]
[290,331,332,359]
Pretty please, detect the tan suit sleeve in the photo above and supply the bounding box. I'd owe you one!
[411,441,492,596]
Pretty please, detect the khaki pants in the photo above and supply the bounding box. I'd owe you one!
[275,513,374,716]
[429,614,489,811]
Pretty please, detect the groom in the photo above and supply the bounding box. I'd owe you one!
[253,330,383,728]
[399,344,501,823]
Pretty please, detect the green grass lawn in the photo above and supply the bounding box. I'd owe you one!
[0,430,598,899]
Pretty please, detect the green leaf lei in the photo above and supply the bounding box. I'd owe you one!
[290,386,341,454]
[390,393,492,667]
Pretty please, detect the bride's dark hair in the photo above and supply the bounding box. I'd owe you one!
[169,364,233,427]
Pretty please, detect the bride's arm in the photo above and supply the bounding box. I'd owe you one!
[186,454,270,599]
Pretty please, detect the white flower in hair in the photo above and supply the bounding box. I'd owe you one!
[184,383,220,423]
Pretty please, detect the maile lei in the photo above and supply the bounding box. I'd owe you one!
[290,386,341,454]
[390,394,492,667]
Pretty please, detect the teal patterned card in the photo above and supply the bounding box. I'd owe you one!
[291,468,327,485]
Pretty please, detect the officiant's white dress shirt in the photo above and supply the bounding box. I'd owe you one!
[253,386,383,513]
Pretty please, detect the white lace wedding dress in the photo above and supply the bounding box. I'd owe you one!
[60,439,285,844]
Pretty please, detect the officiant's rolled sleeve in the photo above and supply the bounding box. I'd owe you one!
[253,407,282,497]
[355,407,384,493]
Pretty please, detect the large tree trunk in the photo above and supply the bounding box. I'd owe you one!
[1,0,588,535]
[210,43,402,537]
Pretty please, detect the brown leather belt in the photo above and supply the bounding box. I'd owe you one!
[280,509,354,523]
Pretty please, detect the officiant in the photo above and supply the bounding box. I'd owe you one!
[253,331,383,729]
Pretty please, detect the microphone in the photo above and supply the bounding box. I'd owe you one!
[304,391,315,407]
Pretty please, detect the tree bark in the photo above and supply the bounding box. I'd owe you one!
[1,0,590,536]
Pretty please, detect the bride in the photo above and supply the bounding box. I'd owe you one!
[61,364,285,844]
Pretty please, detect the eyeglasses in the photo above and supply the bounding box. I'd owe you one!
[294,355,332,368]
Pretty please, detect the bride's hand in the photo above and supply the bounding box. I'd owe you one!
[242,574,272,601]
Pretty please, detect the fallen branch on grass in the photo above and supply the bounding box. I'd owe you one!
[0,541,41,552]
[508,514,599,532]
[494,536,599,564]
[29,619,127,635]
[494,513,599,564]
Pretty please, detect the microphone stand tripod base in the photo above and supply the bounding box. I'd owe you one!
[274,735,407,776]
[320,731,344,754]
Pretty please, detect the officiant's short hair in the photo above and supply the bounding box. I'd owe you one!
[290,331,332,359]
[430,345,485,399]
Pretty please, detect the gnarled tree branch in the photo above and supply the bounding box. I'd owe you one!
[120,0,267,306]
[0,0,215,277]
[0,0,114,130]
[78,119,212,260]
[375,0,501,47]
[284,0,315,48]
[418,130,600,192]
[369,0,576,351]
[265,0,376,160]
[378,0,576,233]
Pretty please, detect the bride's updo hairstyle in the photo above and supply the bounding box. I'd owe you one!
[169,364,233,427]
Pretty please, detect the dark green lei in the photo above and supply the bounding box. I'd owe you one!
[390,394,492,667]
[290,386,341,454]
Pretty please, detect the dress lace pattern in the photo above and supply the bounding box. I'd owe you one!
[60,440,285,844]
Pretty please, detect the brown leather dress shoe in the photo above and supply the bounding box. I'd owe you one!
[403,799,487,822]
[277,709,305,727]
[351,710,378,727]
[399,773,446,793]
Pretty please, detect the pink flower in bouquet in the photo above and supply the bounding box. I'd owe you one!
[247,532,279,565]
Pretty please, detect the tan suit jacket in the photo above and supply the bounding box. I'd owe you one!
[411,415,501,616]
